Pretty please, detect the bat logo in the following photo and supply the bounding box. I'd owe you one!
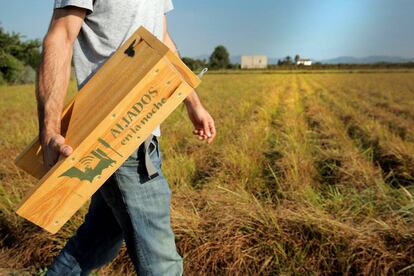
[60,138,123,183]
[124,39,137,57]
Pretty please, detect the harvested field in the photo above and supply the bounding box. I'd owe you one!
[1,71,414,275]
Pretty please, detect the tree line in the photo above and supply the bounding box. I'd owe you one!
[182,45,240,72]
[1,24,413,86]
[185,48,414,71]
[276,55,303,66]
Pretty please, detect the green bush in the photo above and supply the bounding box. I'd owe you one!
[0,72,5,85]
[18,65,36,84]
[182,57,208,72]
[0,51,25,84]
[0,26,41,84]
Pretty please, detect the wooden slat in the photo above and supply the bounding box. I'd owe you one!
[138,27,201,88]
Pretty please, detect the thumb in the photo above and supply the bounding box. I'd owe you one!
[59,144,73,157]
[54,136,73,157]
[203,120,212,138]
[52,135,73,156]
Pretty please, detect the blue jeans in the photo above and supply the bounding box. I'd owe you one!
[46,136,183,275]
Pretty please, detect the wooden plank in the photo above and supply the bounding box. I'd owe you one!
[14,26,201,234]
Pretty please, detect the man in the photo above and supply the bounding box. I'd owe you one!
[38,0,216,275]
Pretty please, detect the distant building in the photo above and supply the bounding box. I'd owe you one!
[296,59,312,66]
[241,55,268,69]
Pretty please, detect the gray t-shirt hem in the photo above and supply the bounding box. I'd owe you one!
[54,0,93,13]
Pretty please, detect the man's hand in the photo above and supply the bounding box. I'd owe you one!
[41,132,73,169]
[185,100,216,144]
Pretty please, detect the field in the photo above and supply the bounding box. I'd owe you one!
[1,71,414,275]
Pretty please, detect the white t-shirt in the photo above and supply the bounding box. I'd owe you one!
[54,0,174,136]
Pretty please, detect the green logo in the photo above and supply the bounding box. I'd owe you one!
[60,138,123,183]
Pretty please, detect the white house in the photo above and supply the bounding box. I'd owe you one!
[241,55,268,69]
[296,59,312,66]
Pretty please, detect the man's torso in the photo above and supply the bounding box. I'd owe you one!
[55,0,174,137]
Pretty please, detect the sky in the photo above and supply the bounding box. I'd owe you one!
[0,0,413,60]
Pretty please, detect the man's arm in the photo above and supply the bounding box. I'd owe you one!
[36,7,86,168]
[163,16,216,144]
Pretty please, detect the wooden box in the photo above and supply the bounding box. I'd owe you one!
[14,26,201,234]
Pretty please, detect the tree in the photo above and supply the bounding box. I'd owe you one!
[285,56,292,65]
[294,54,300,64]
[15,39,42,69]
[209,45,230,70]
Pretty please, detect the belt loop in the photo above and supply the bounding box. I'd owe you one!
[143,134,159,179]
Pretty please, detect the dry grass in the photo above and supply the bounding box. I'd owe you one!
[1,72,414,275]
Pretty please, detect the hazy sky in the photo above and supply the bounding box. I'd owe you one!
[0,0,413,60]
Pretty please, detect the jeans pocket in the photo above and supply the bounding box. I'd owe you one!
[149,136,162,170]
